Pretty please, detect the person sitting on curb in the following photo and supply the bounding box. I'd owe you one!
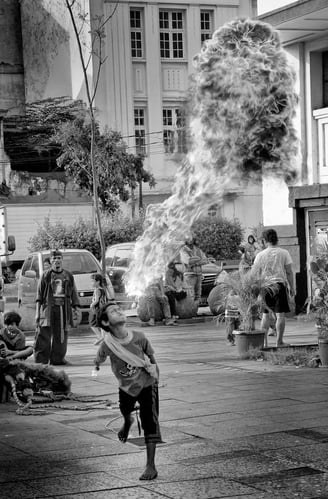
[0,311,33,360]
[93,300,161,481]
[143,278,175,326]
[164,262,187,323]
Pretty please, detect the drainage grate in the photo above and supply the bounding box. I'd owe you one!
[284,428,328,443]
[238,466,324,485]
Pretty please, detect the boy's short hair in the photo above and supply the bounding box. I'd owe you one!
[96,299,119,327]
[4,311,22,326]
[262,229,278,245]
[51,249,63,258]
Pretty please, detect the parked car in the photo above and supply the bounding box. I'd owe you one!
[104,242,221,306]
[18,249,114,324]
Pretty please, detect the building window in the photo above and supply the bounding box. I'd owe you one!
[200,10,213,44]
[208,204,221,218]
[130,9,143,58]
[323,52,328,108]
[159,10,184,59]
[163,107,187,154]
[134,108,146,155]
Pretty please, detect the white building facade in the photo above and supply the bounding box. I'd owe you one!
[259,0,328,312]
[90,0,261,229]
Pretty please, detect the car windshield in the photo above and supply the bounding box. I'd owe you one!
[43,252,100,275]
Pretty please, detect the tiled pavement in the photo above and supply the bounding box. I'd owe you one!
[1,317,328,498]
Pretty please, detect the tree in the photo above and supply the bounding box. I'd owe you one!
[4,97,86,172]
[64,0,116,275]
[54,118,155,213]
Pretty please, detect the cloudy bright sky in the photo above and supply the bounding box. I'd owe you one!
[257,0,295,15]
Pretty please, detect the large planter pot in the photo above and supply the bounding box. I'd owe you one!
[175,287,198,319]
[234,329,265,358]
[318,339,328,367]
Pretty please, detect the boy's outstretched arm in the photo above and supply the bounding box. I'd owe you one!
[148,353,159,380]
[94,341,109,368]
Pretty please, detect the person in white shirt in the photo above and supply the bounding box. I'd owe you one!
[252,229,294,348]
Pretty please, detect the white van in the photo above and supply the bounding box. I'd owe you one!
[17,249,114,329]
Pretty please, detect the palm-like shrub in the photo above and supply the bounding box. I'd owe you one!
[309,255,328,337]
[212,270,279,332]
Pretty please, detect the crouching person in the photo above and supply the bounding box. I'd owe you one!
[93,300,161,480]
[0,311,33,360]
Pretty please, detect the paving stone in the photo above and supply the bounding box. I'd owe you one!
[28,472,128,495]
[0,481,48,498]
[183,455,301,480]
[56,489,170,499]
[247,471,328,498]
[263,442,328,470]
[0,460,72,483]
[144,476,259,498]
[236,431,316,451]
[30,442,140,461]
[285,428,328,442]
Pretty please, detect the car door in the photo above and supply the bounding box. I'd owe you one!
[18,254,40,308]
[106,247,131,293]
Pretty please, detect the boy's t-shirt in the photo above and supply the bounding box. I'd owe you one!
[95,329,155,397]
[0,328,26,350]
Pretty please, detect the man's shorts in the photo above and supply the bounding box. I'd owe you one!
[119,383,162,445]
[261,282,290,314]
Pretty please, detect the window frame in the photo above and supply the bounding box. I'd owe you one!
[159,10,185,60]
[134,107,147,156]
[162,106,187,154]
[130,8,144,59]
[200,10,213,45]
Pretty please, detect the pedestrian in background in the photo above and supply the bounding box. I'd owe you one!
[34,250,80,365]
[252,229,294,348]
[90,273,111,345]
[180,237,208,309]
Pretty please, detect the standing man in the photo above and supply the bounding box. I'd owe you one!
[179,237,208,309]
[34,250,80,365]
[252,229,294,348]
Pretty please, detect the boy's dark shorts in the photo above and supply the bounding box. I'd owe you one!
[261,282,290,314]
[119,383,162,445]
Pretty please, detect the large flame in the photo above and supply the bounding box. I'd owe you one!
[125,18,299,297]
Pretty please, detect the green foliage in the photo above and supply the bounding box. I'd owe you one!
[4,98,86,170]
[54,120,155,213]
[211,270,278,332]
[28,213,244,264]
[28,214,144,260]
[192,217,243,260]
[266,347,318,367]
[308,252,328,332]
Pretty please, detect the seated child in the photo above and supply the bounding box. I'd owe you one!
[0,311,33,360]
[225,292,240,346]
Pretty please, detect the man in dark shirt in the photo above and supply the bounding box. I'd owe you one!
[34,250,80,365]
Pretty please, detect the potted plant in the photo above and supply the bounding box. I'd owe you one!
[309,256,328,367]
[213,270,278,357]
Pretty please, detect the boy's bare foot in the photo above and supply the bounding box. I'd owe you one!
[117,416,134,443]
[139,465,158,480]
